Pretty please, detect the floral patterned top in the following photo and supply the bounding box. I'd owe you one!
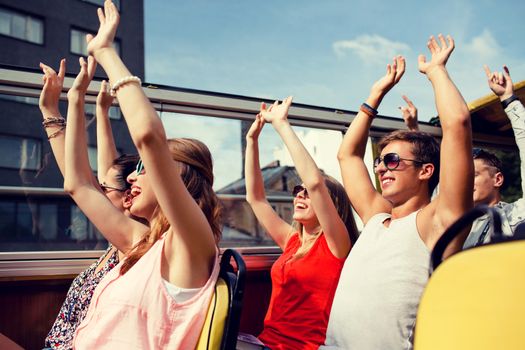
[44,246,119,350]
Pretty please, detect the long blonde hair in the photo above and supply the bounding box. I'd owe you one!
[120,138,222,275]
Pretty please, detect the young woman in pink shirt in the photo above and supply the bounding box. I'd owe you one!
[60,1,222,348]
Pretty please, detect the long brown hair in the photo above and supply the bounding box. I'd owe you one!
[292,174,358,259]
[120,138,222,275]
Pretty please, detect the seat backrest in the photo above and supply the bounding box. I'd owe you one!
[218,249,246,350]
[195,277,230,350]
[195,249,246,350]
[414,206,525,349]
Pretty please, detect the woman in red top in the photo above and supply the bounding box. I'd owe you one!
[245,97,358,349]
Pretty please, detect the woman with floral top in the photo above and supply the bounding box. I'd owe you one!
[38,61,143,349]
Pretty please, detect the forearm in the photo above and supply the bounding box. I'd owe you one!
[244,138,268,203]
[428,68,470,130]
[272,120,323,189]
[64,94,97,193]
[505,100,525,193]
[96,106,118,182]
[40,106,67,176]
[94,48,162,147]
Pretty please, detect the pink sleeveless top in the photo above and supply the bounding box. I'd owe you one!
[73,234,219,349]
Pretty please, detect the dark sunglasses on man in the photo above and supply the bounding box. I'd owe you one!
[373,152,422,171]
[99,183,126,193]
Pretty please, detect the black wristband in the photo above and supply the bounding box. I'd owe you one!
[501,95,519,109]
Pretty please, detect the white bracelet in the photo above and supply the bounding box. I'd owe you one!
[110,76,142,96]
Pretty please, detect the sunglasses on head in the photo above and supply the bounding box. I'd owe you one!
[373,152,422,171]
[292,185,308,198]
[135,159,145,175]
[99,182,126,193]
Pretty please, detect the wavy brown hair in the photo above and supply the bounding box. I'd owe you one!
[120,138,222,275]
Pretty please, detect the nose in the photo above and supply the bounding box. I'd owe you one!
[126,171,137,184]
[374,161,387,175]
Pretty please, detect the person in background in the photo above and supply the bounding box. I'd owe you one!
[245,97,357,349]
[463,65,525,248]
[38,59,141,350]
[400,95,419,131]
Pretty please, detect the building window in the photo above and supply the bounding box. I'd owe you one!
[71,28,120,56]
[80,0,120,10]
[85,103,121,120]
[0,94,39,105]
[0,7,43,44]
[0,135,41,171]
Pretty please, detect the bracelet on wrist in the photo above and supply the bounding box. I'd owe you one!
[501,95,519,109]
[360,103,378,118]
[42,116,66,128]
[110,75,142,96]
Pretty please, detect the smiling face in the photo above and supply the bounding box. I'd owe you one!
[473,159,503,206]
[375,140,428,205]
[126,165,158,221]
[292,184,320,227]
[101,166,128,211]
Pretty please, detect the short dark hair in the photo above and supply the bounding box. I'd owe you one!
[473,148,502,176]
[112,154,140,191]
[378,130,440,195]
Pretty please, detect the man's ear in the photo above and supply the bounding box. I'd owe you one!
[418,163,435,181]
[494,171,504,189]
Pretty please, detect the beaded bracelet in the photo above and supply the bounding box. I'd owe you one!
[110,76,142,96]
[42,116,66,128]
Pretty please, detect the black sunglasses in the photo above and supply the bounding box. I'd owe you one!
[100,183,126,193]
[292,185,308,198]
[135,159,145,175]
[373,152,422,171]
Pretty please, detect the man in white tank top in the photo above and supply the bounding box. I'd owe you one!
[322,35,474,349]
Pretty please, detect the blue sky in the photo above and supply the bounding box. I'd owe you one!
[143,0,525,190]
[144,0,525,122]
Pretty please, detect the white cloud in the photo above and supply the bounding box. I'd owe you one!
[333,34,411,64]
[463,29,501,60]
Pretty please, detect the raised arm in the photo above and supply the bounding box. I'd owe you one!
[337,56,405,224]
[39,59,67,176]
[261,97,353,258]
[63,56,141,253]
[418,35,473,250]
[96,80,119,183]
[244,110,293,250]
[86,0,216,287]
[484,64,525,194]
[400,95,419,131]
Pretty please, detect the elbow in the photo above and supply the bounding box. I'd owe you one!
[133,120,167,151]
[441,111,471,131]
[63,180,77,197]
[303,173,325,192]
[337,148,348,162]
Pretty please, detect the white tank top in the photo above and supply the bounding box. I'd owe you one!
[321,211,430,350]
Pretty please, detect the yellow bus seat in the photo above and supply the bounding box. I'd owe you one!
[196,249,246,350]
[414,206,525,350]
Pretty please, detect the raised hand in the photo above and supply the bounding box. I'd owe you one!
[418,34,454,76]
[259,96,293,124]
[400,95,419,131]
[39,59,66,114]
[246,109,266,141]
[68,56,97,97]
[484,64,514,100]
[370,56,405,97]
[86,0,120,57]
[97,80,114,111]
